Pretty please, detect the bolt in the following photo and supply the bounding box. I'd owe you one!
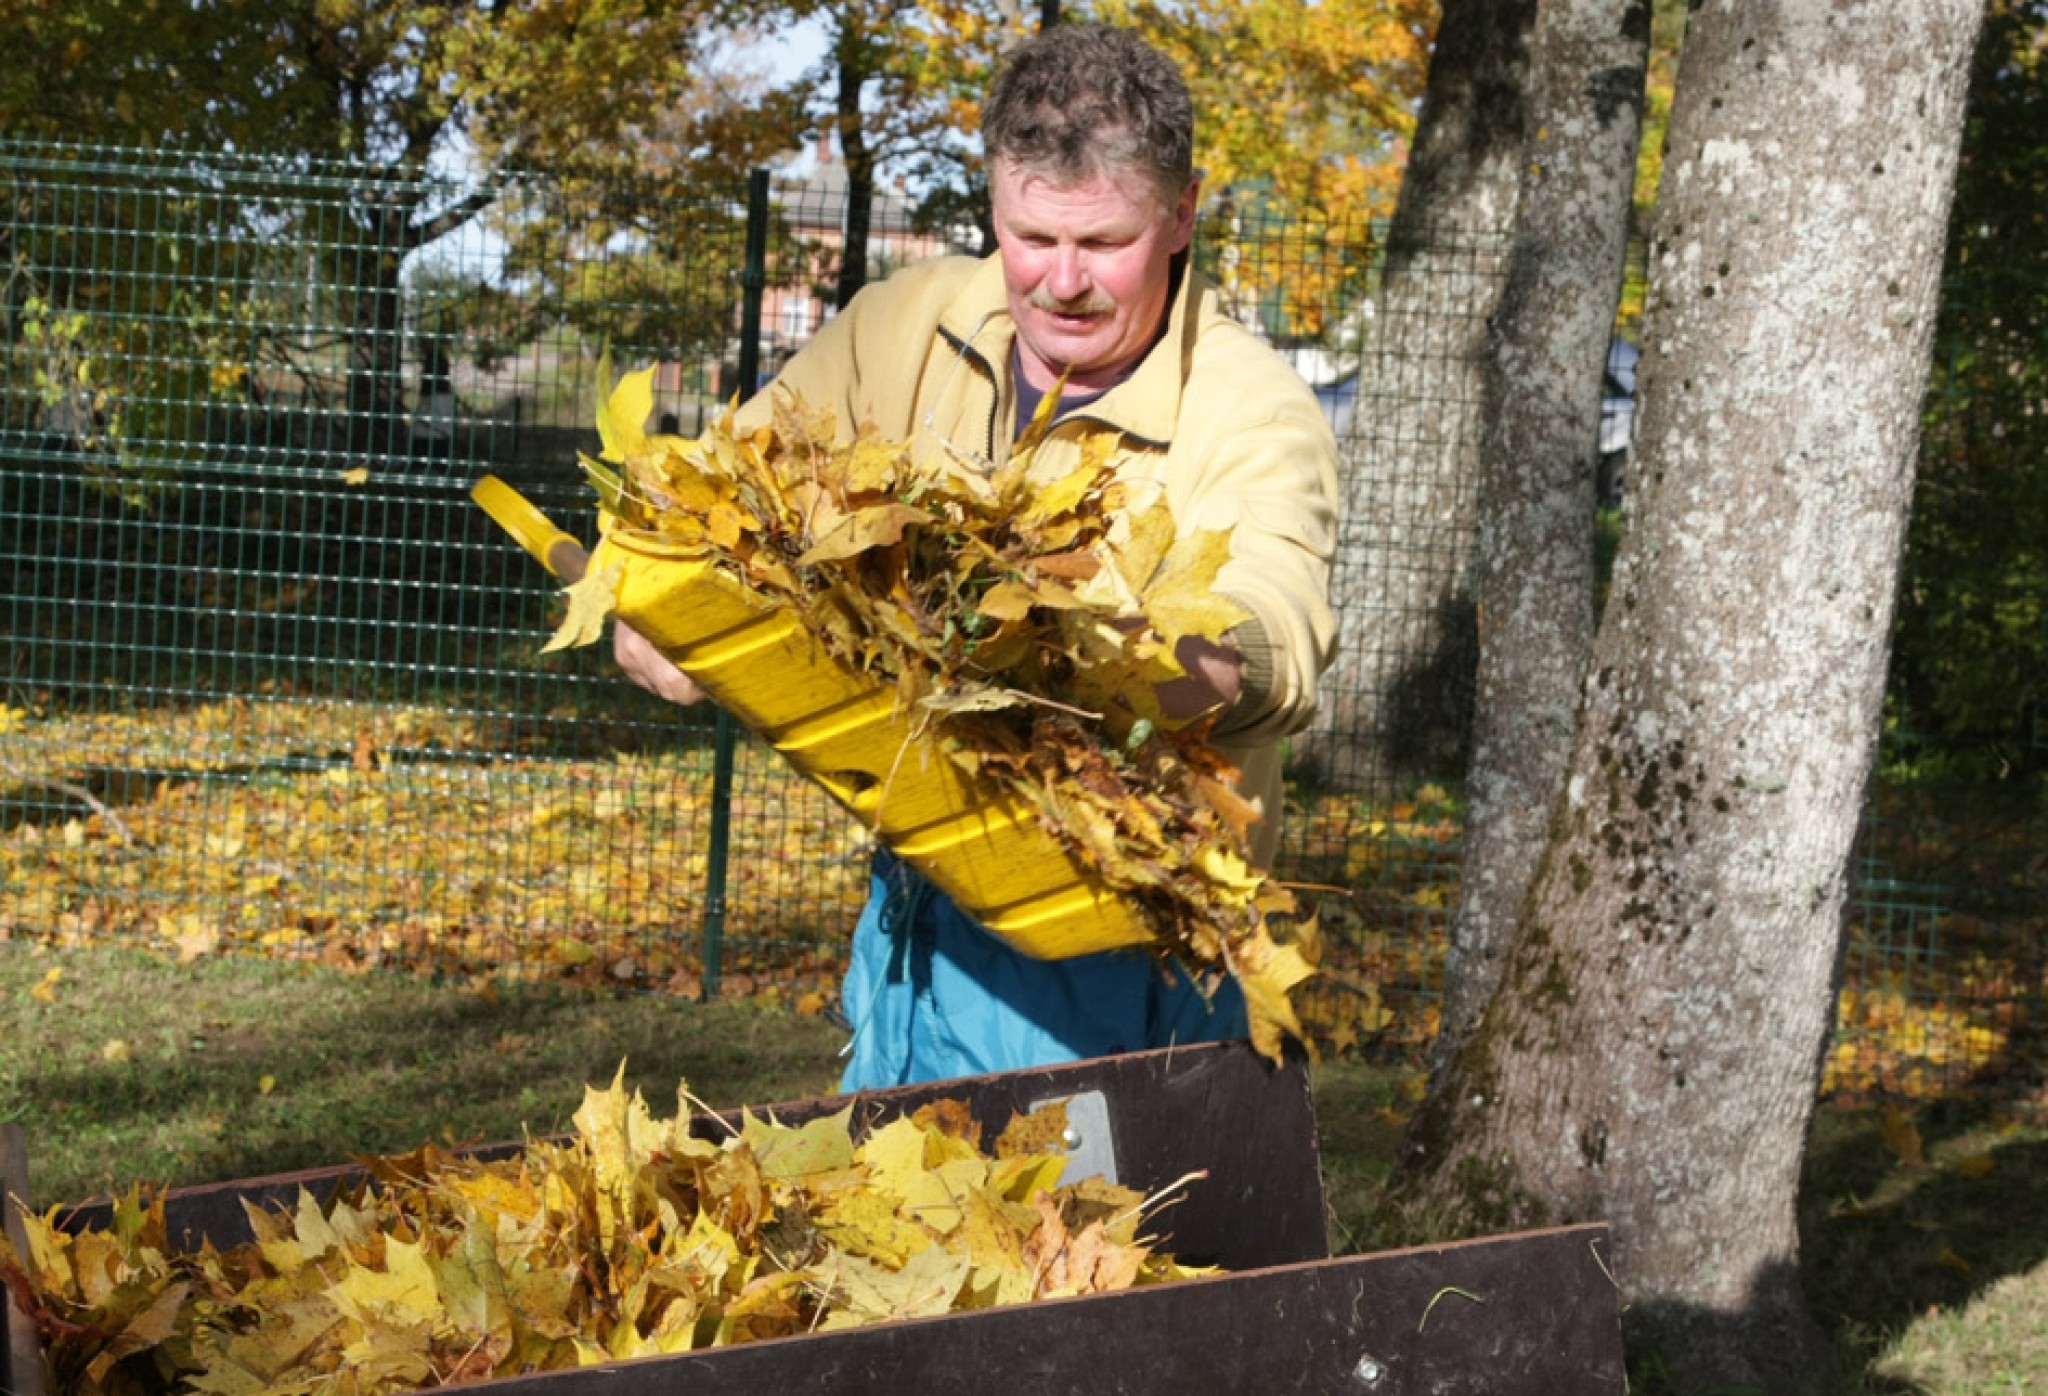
[1353,1355,1385,1387]
[1060,1126,1082,1150]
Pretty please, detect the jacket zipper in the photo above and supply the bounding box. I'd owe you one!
[938,315,1006,468]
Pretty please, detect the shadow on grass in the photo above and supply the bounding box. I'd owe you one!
[1306,1060,2048,1395]
[1799,1102,2048,1392]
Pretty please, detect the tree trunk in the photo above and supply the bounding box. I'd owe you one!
[1390,2,1983,1390]
[1439,0,1650,1066]
[1296,0,1535,793]
[834,48,876,312]
[341,191,416,457]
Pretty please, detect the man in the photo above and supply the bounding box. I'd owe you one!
[616,23,1338,1089]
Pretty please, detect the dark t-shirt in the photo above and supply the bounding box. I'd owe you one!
[1011,344,1110,438]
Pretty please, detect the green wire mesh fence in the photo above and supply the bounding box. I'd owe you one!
[1,142,875,1004]
[1827,249,2048,1111]
[3,139,2042,1108]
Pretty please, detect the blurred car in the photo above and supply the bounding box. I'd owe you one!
[1598,338,1638,509]
[1313,373,1357,440]
[1308,336,1638,510]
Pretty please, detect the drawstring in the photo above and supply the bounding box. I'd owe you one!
[839,852,932,1059]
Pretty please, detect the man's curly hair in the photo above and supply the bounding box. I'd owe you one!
[980,23,1195,202]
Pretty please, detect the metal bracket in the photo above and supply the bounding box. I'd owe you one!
[1027,1089,1117,1185]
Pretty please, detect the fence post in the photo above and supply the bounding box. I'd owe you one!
[699,168,771,1002]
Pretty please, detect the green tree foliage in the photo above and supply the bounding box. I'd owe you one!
[1,2,799,468]
[726,0,1040,307]
[0,0,253,144]
[0,0,796,178]
[1893,0,2048,775]
[0,1,308,481]
[4,164,278,496]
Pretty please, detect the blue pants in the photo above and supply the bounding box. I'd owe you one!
[837,851,1249,1090]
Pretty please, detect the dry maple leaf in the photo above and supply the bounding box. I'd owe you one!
[541,562,621,654]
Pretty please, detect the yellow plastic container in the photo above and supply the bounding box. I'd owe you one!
[473,476,1153,959]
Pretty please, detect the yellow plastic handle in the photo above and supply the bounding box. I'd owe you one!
[471,475,589,581]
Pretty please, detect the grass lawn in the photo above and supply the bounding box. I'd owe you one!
[5,941,2046,1394]
[0,944,846,1198]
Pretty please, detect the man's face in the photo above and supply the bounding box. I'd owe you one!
[989,157,1198,394]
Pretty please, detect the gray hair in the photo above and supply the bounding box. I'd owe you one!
[980,24,1195,203]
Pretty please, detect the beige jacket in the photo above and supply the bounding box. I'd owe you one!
[737,253,1339,866]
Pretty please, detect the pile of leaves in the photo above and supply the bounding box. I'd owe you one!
[547,366,1315,1055]
[0,1068,1212,1394]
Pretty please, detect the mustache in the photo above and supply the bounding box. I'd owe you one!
[1028,290,1114,317]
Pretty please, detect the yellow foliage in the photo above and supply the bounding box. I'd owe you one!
[0,1069,1211,1392]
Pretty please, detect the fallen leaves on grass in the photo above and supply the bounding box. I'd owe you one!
[1,707,864,999]
[1881,1107,1927,1168]
[4,691,2042,1111]
[1823,967,2031,1106]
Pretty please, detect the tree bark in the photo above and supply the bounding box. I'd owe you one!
[1438,0,1650,1066]
[1390,2,1983,1389]
[834,32,877,312]
[1296,0,1535,793]
[341,191,421,456]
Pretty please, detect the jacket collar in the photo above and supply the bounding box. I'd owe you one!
[938,251,1206,451]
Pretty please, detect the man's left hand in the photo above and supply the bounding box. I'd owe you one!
[614,622,706,706]
[1156,634,1242,722]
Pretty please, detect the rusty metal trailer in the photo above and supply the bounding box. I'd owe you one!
[3,1042,1625,1394]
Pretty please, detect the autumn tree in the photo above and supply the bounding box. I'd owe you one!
[803,1,1036,308]
[286,2,801,443]
[1095,0,1431,335]
[1389,3,1984,1390]
[674,0,1032,320]
[2,1,796,455]
[1105,0,1427,212]
[884,0,1052,248]
[472,21,804,399]
[756,0,1430,318]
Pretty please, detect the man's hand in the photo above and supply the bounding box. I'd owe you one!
[614,622,706,706]
[1155,633,1242,722]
